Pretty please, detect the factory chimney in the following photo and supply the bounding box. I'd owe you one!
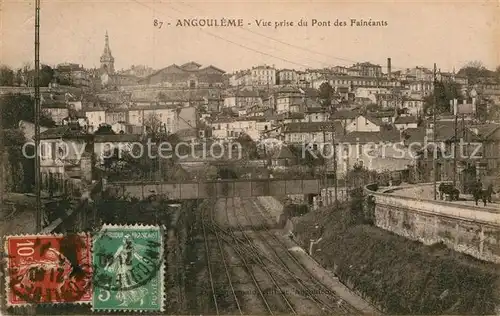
[387,58,392,79]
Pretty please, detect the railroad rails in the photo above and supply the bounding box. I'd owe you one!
[242,197,362,314]
[226,198,297,315]
[203,198,277,314]
[201,196,363,315]
[201,198,295,315]
[234,197,359,315]
[201,204,243,315]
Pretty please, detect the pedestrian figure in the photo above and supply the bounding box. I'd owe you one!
[487,183,495,203]
[481,180,488,207]
[473,179,488,207]
[473,179,482,206]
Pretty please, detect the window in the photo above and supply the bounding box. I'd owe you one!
[40,143,47,160]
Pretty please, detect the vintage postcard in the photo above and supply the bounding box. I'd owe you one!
[1,0,499,315]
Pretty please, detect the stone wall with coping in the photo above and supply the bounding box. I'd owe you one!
[365,184,500,263]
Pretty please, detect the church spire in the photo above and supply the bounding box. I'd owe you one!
[100,31,114,74]
[102,31,112,59]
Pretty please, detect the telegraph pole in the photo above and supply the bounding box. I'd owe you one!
[35,0,42,232]
[453,99,458,186]
[321,126,328,206]
[432,63,437,200]
[332,124,338,204]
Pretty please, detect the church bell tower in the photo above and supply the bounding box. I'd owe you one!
[100,31,115,74]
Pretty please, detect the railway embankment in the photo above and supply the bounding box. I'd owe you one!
[267,193,500,314]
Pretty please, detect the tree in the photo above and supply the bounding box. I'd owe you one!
[236,133,259,160]
[144,113,163,134]
[94,124,116,135]
[14,69,23,86]
[28,64,54,87]
[21,63,32,86]
[495,65,500,83]
[157,92,168,102]
[423,81,460,115]
[319,82,334,107]
[0,65,14,86]
[366,103,379,112]
[39,65,54,87]
[0,93,56,128]
[457,61,493,84]
[475,101,489,123]
[103,144,153,180]
[217,167,238,179]
[18,64,55,87]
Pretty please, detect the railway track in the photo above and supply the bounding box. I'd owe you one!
[227,198,297,315]
[247,197,364,314]
[204,197,367,315]
[201,202,244,315]
[221,198,284,315]
[235,197,345,315]
[201,206,221,314]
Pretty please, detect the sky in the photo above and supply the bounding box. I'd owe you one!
[1,0,499,74]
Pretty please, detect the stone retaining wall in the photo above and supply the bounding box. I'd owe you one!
[366,184,500,263]
[257,196,284,224]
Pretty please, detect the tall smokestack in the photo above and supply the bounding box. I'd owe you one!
[387,58,392,79]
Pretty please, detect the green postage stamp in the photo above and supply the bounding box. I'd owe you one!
[92,224,165,311]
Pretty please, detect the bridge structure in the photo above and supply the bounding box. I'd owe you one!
[104,178,322,200]
[0,86,50,95]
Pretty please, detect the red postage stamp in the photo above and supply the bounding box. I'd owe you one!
[4,233,93,306]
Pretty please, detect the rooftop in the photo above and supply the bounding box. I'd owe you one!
[94,134,142,143]
[40,125,89,140]
[330,110,359,120]
[283,121,343,134]
[394,116,419,125]
[338,130,401,144]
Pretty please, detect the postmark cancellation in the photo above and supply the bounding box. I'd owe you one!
[4,233,93,307]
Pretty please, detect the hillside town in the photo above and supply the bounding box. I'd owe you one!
[1,32,500,203]
[2,27,500,315]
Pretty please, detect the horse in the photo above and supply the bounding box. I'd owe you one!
[473,187,488,206]
[472,182,496,206]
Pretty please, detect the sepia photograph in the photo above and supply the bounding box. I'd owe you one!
[0,0,499,314]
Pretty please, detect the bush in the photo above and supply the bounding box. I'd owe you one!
[330,226,500,314]
[283,204,309,218]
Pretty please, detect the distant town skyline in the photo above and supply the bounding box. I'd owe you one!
[2,0,499,73]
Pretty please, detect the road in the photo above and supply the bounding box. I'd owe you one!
[202,196,374,315]
[391,185,500,210]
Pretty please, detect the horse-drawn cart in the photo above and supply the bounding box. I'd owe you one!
[438,182,460,201]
